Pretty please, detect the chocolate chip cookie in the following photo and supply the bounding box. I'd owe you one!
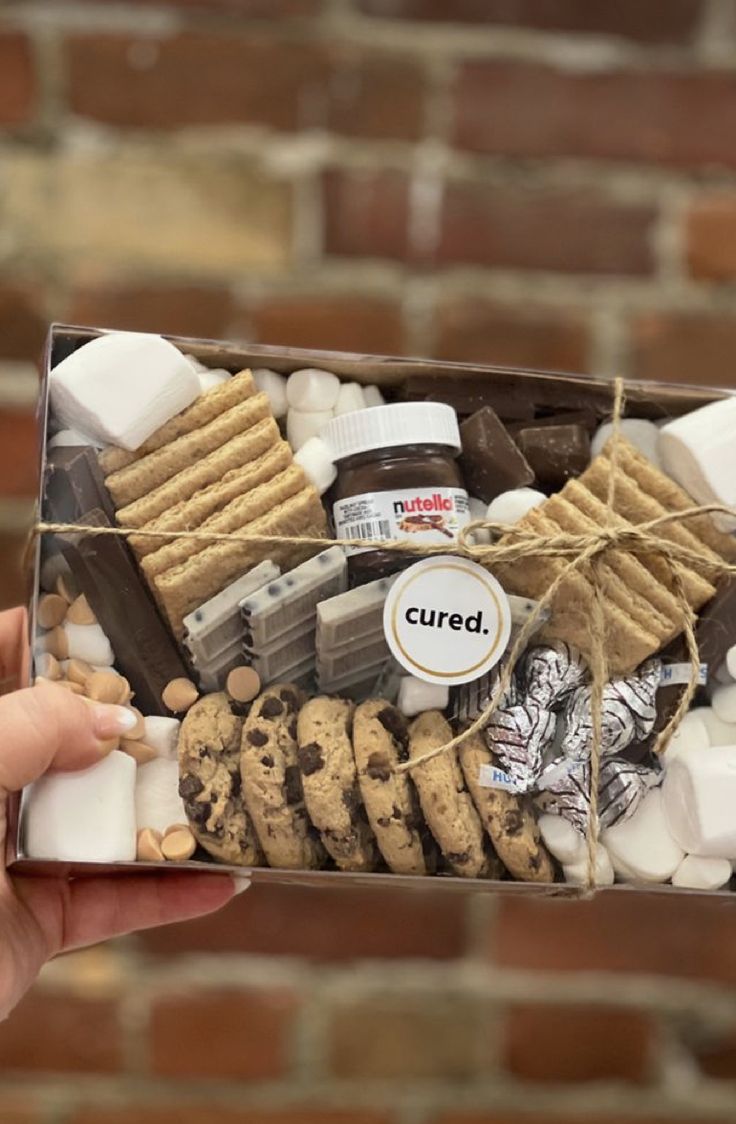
[296,697,378,872]
[408,710,501,879]
[241,683,325,870]
[353,698,436,876]
[178,692,264,866]
[458,730,554,883]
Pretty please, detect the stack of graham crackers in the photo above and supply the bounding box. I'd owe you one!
[100,370,325,636]
[496,437,736,676]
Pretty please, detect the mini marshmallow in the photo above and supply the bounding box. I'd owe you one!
[142,716,181,760]
[135,758,187,835]
[63,621,115,666]
[252,368,288,419]
[672,854,732,891]
[47,428,100,449]
[659,397,736,532]
[663,744,736,857]
[563,843,614,887]
[23,751,137,862]
[538,813,586,865]
[197,368,231,393]
[603,788,684,883]
[486,488,546,526]
[294,436,337,496]
[50,332,200,451]
[287,408,333,451]
[467,496,492,545]
[286,368,340,412]
[334,382,367,416]
[397,676,449,717]
[711,683,736,724]
[726,645,736,681]
[661,708,710,764]
[363,385,385,408]
[591,419,661,466]
[699,706,736,747]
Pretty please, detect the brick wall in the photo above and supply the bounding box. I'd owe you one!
[3,1,736,1118]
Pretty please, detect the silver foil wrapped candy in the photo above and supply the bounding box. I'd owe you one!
[485,702,556,793]
[520,641,588,710]
[560,659,661,761]
[537,755,661,835]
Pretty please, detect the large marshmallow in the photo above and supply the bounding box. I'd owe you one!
[252,368,288,419]
[563,843,614,887]
[287,408,333,451]
[727,645,736,681]
[663,744,736,857]
[658,397,736,531]
[397,677,449,717]
[538,813,586,865]
[142,716,181,760]
[286,368,340,412]
[672,854,732,891]
[699,706,736,747]
[661,708,709,765]
[711,683,736,724]
[50,332,199,451]
[603,788,684,883]
[63,621,115,666]
[486,488,546,526]
[294,436,337,496]
[197,368,231,393]
[334,382,367,416]
[467,496,492,545]
[591,419,661,466]
[47,428,100,449]
[135,758,187,834]
[363,385,385,408]
[23,751,137,862]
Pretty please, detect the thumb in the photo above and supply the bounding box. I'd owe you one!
[0,681,139,792]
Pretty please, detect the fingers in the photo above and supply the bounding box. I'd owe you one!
[0,681,140,792]
[0,607,28,695]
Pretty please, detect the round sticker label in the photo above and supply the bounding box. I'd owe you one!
[382,556,512,685]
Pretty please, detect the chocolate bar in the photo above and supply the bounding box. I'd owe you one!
[459,407,534,503]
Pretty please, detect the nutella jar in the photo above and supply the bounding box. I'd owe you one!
[322,402,470,578]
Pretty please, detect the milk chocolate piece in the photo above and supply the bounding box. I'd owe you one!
[515,423,591,490]
[459,407,534,503]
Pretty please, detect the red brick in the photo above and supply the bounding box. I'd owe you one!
[0,530,33,611]
[452,61,736,169]
[68,283,235,340]
[250,294,404,354]
[438,182,655,275]
[357,0,702,44]
[693,1029,736,1079]
[122,0,322,11]
[503,1004,654,1083]
[150,988,298,1079]
[136,883,467,959]
[0,990,121,1072]
[0,283,47,360]
[70,1111,390,1124]
[492,893,736,983]
[323,169,411,261]
[435,299,589,372]
[0,409,40,497]
[435,1116,721,1124]
[631,310,736,388]
[686,194,736,280]
[0,32,35,126]
[65,34,424,140]
[329,994,485,1078]
[0,1104,41,1124]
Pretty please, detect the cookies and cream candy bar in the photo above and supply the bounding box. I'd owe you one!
[317,633,390,681]
[183,560,280,665]
[240,546,347,651]
[316,575,398,648]
[248,630,318,683]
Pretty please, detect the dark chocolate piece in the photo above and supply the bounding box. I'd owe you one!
[459,407,535,503]
[44,445,116,525]
[402,376,535,420]
[507,409,597,437]
[59,507,190,716]
[691,576,736,679]
[515,424,590,491]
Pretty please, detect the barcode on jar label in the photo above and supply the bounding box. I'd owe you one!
[343,519,392,542]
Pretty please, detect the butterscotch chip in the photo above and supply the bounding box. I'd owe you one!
[124,706,146,739]
[161,827,196,862]
[56,679,85,694]
[137,828,164,862]
[66,594,97,625]
[226,666,261,704]
[55,571,80,604]
[43,626,69,659]
[162,677,199,713]
[35,652,61,680]
[120,739,157,765]
[99,737,120,754]
[37,593,68,630]
[66,658,94,687]
[164,822,191,837]
[86,670,128,705]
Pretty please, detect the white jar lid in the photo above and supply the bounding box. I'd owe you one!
[322,402,461,460]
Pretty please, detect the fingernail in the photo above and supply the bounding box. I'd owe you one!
[90,703,139,740]
[231,875,251,897]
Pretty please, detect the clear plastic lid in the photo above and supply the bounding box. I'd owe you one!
[322,402,461,460]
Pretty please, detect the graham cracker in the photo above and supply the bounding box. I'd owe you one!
[602,437,736,562]
[142,463,307,580]
[130,440,293,558]
[106,392,270,508]
[99,369,255,476]
[116,417,280,528]
[153,486,326,635]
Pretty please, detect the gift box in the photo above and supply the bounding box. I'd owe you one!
[9,322,736,898]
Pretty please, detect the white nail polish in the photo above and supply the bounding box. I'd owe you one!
[231,875,251,897]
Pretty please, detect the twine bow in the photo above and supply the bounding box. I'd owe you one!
[36,379,736,893]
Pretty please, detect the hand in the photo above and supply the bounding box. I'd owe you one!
[0,607,244,1021]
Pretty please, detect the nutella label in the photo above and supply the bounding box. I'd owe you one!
[333,487,470,553]
[382,555,512,685]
